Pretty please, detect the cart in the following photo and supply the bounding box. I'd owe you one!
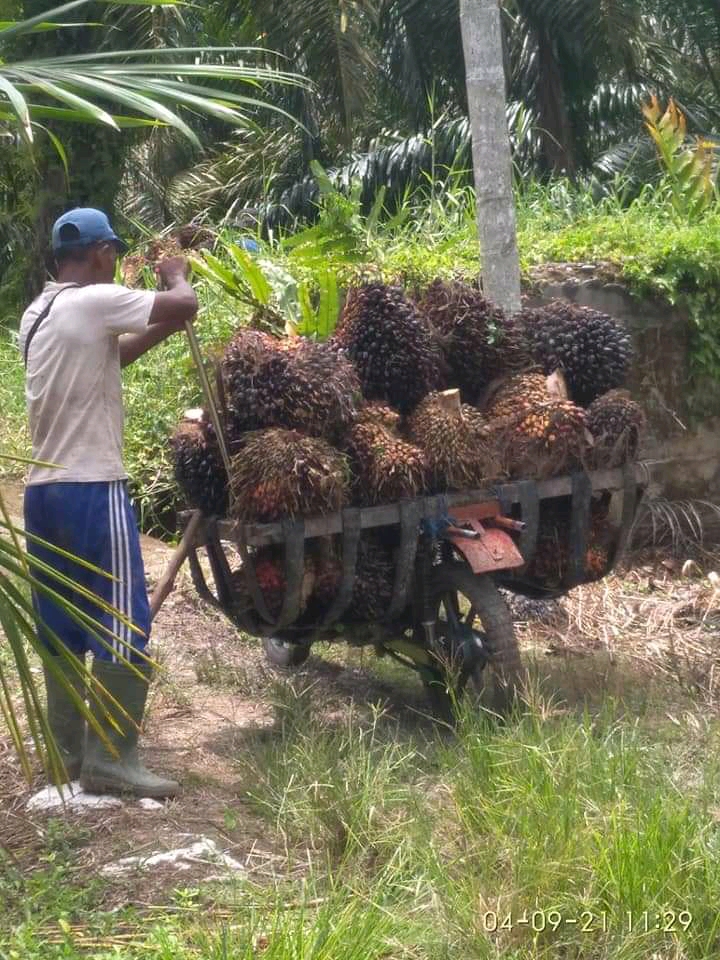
[167,463,649,713]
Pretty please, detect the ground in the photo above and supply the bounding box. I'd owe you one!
[2,479,720,959]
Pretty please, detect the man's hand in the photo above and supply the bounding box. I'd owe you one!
[156,256,191,291]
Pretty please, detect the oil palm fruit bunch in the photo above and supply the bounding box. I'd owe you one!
[587,391,645,468]
[176,224,215,250]
[348,535,395,622]
[230,551,317,621]
[525,497,614,587]
[484,372,556,420]
[221,331,359,444]
[230,554,286,619]
[220,328,280,437]
[499,399,591,479]
[170,413,228,517]
[147,236,184,263]
[279,339,360,443]
[120,253,146,289]
[584,543,611,581]
[347,421,427,505]
[334,283,440,413]
[518,301,632,407]
[229,429,349,523]
[355,402,402,434]
[310,555,343,613]
[418,279,528,403]
[407,390,499,491]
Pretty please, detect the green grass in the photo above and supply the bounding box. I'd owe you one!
[3,678,720,959]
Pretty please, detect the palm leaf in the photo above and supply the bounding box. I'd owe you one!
[0,2,308,145]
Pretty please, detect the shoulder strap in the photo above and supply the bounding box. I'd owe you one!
[23,284,81,368]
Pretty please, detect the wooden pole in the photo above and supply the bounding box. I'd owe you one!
[149,511,205,620]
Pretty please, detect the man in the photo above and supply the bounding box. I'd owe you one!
[20,208,198,799]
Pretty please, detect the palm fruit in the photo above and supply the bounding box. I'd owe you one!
[347,535,395,622]
[230,429,349,523]
[407,391,500,491]
[170,414,228,516]
[418,279,528,403]
[497,399,591,479]
[220,331,359,444]
[334,283,440,413]
[518,301,632,407]
[587,391,645,468]
[347,421,427,505]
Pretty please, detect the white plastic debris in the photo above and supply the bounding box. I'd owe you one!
[101,837,245,876]
[27,782,123,812]
[138,798,165,811]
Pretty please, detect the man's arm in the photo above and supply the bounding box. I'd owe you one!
[119,257,198,368]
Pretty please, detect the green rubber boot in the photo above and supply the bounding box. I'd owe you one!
[44,656,86,783]
[80,660,179,799]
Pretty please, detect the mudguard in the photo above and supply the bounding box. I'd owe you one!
[445,503,525,575]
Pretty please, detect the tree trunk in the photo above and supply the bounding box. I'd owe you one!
[460,0,522,316]
[535,27,576,175]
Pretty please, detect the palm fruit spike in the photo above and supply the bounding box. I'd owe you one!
[518,300,632,407]
[407,390,500,492]
[348,535,395,622]
[587,392,646,468]
[347,421,427,506]
[418,278,529,403]
[229,429,349,524]
[334,283,440,414]
[220,331,359,444]
[170,411,228,517]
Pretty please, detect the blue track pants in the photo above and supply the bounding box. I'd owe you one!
[24,481,150,663]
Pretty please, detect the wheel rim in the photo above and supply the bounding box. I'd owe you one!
[431,590,490,694]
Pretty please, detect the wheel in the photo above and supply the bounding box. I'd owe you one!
[262,636,311,668]
[424,563,525,716]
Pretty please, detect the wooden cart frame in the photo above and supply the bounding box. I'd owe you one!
[180,463,650,672]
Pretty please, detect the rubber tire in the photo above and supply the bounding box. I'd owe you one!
[263,636,311,668]
[429,564,525,715]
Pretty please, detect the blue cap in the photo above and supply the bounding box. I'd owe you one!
[52,208,127,254]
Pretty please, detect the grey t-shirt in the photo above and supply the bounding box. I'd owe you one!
[20,282,155,485]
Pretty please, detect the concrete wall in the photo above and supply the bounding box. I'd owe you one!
[525,265,720,502]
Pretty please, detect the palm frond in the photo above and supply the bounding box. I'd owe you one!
[0,2,309,146]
